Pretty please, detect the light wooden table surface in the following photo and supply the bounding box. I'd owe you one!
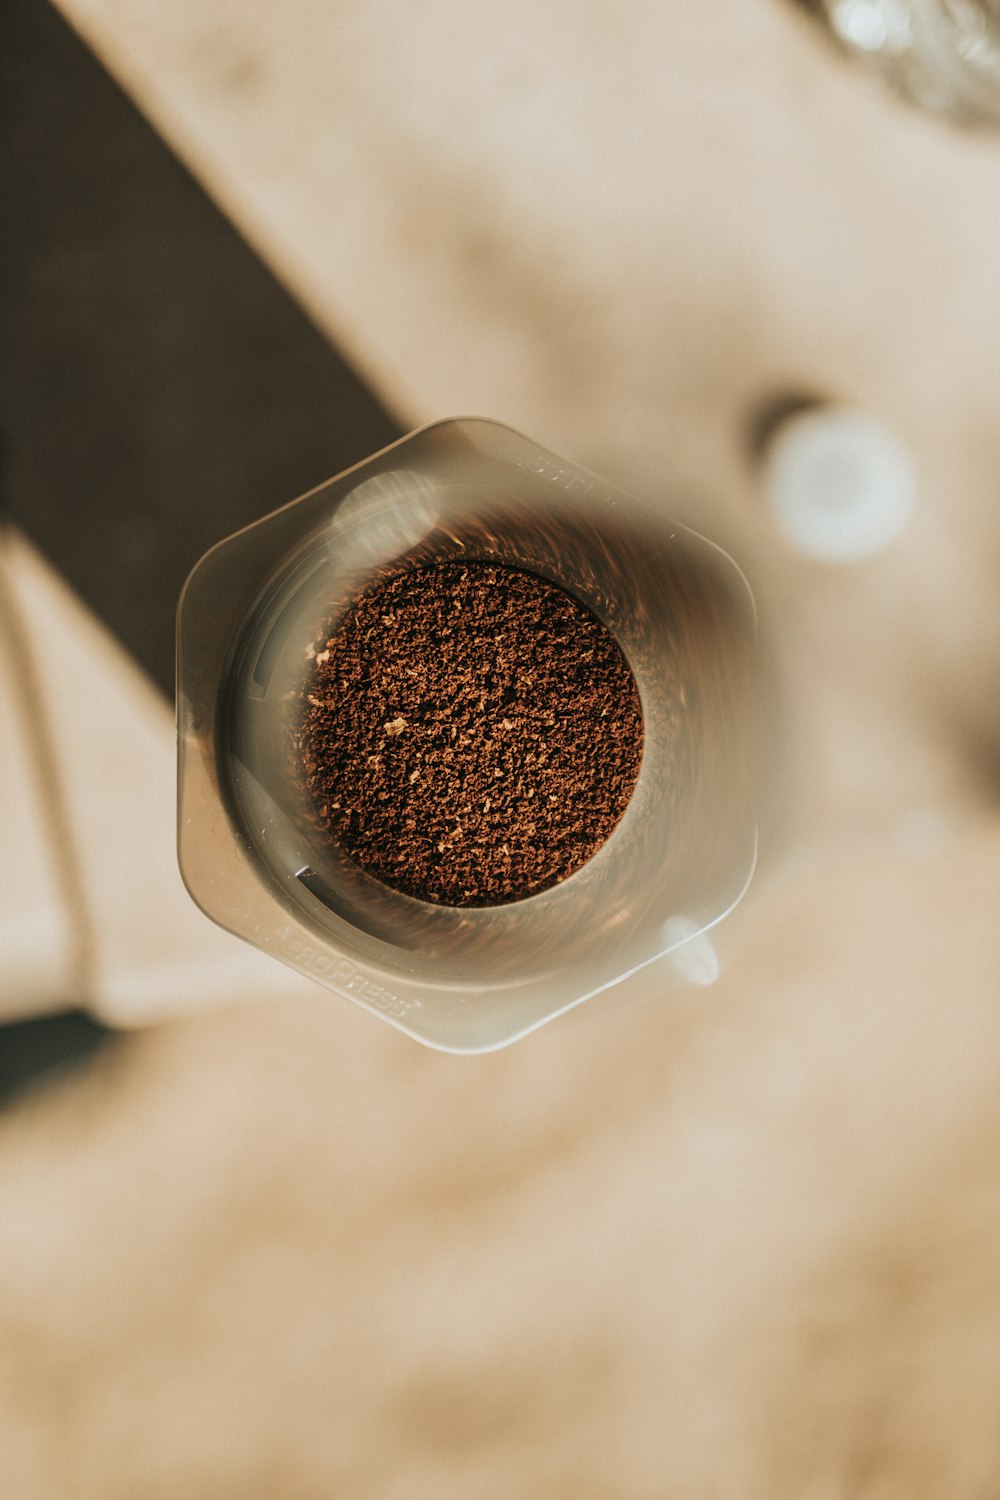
[4,1,1000,1493]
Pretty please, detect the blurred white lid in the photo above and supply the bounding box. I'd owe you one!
[761,406,916,563]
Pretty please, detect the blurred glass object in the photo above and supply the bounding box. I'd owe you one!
[813,0,1000,125]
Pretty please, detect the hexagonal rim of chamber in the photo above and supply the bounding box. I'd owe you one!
[177,418,758,1052]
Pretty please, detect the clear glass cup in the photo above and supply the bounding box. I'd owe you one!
[809,0,1000,125]
[177,418,759,1052]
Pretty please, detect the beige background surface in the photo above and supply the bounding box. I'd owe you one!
[4,0,1000,1493]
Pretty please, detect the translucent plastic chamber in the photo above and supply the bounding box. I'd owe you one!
[177,418,758,1051]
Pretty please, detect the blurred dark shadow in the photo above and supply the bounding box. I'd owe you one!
[780,0,829,24]
[743,389,827,460]
[0,0,401,696]
[0,1009,112,1107]
[0,0,402,1097]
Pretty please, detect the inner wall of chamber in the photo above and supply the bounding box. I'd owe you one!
[220,479,750,984]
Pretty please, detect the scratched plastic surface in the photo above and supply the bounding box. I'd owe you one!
[177,419,758,1052]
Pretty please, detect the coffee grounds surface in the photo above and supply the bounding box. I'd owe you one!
[298,561,644,906]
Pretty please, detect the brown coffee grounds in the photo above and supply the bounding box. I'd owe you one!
[298,560,644,906]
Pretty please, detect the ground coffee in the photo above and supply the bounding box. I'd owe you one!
[298,560,643,906]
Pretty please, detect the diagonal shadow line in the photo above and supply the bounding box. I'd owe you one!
[0,0,402,697]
